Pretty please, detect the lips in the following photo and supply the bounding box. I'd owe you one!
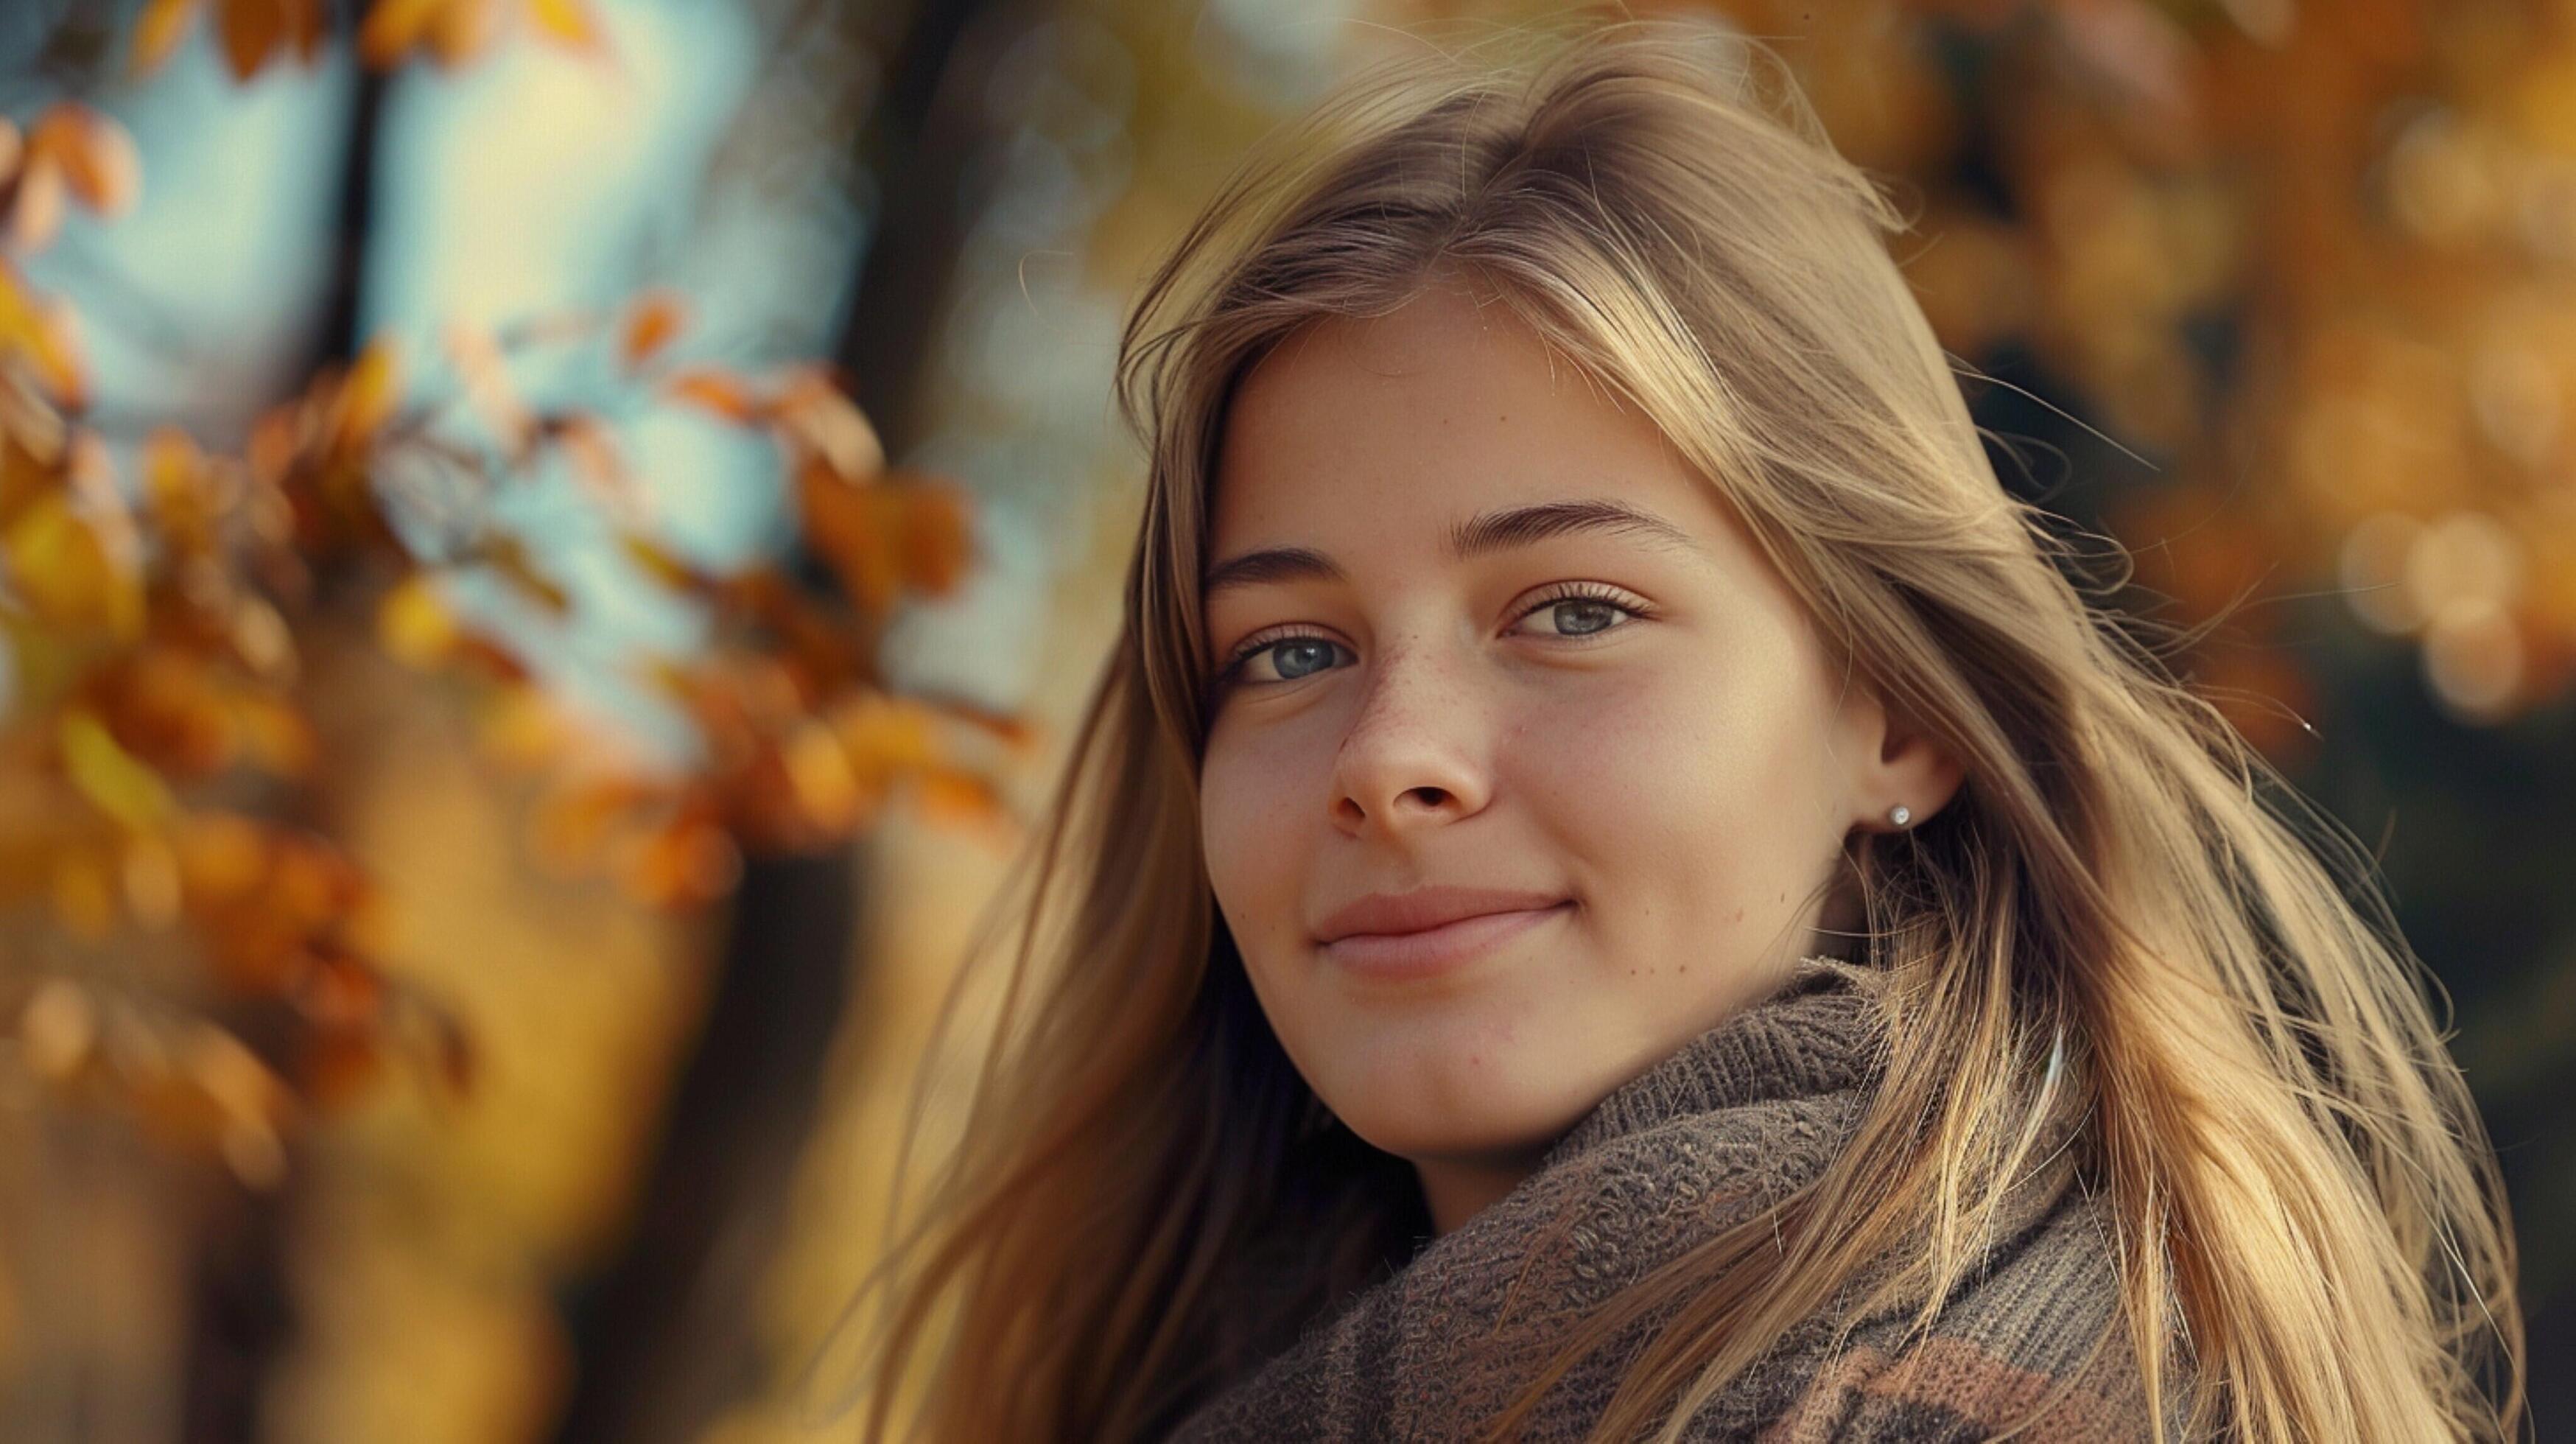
[1311,886,1573,982]
[1313,885,1572,944]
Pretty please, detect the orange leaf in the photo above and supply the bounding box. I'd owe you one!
[429,0,505,67]
[617,815,740,909]
[38,105,142,218]
[141,425,216,551]
[441,323,532,451]
[357,0,441,67]
[913,768,1020,849]
[894,477,974,596]
[773,368,885,480]
[287,0,329,61]
[130,0,203,79]
[663,368,767,423]
[49,850,120,940]
[527,0,605,53]
[620,290,685,370]
[232,694,318,779]
[550,412,628,510]
[214,0,287,82]
[20,978,98,1079]
[176,812,270,902]
[9,161,64,253]
[782,718,868,833]
[336,334,404,449]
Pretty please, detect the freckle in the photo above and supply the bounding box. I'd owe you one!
[1733,908,1744,922]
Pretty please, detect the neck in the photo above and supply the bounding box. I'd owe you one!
[1413,1146,1554,1237]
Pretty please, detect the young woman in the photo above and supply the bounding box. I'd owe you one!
[813,15,2528,1442]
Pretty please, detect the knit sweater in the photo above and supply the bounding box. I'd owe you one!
[1165,956,2188,1442]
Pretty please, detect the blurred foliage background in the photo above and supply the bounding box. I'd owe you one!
[0,0,2566,1440]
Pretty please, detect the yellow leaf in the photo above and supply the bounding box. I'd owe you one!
[527,0,604,53]
[0,264,90,407]
[130,0,203,79]
[3,493,141,637]
[337,334,404,447]
[59,709,176,833]
[376,574,458,665]
[232,694,317,778]
[141,425,214,551]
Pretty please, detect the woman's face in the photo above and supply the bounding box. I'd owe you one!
[1197,279,1951,1235]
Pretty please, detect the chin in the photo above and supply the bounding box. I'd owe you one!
[1336,1091,1565,1163]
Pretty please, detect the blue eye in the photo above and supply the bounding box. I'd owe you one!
[1216,635,1351,689]
[1211,582,1652,693]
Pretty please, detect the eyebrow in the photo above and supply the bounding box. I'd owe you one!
[1201,497,1705,600]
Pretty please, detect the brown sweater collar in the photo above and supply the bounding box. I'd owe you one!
[1539,953,1895,1173]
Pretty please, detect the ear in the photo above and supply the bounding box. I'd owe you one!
[1836,679,1966,835]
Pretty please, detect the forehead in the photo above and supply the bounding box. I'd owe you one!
[1207,281,1755,576]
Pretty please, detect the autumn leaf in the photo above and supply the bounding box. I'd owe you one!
[141,426,218,555]
[3,492,142,638]
[376,573,460,666]
[621,533,713,594]
[7,164,63,254]
[525,0,604,50]
[19,979,97,1079]
[0,270,88,407]
[773,366,885,480]
[24,104,141,220]
[797,464,976,614]
[357,0,441,68]
[59,709,178,833]
[442,323,533,453]
[616,810,741,909]
[130,0,203,78]
[429,0,507,68]
[619,289,686,370]
[214,0,287,82]
[334,334,405,452]
[479,531,571,614]
[663,368,768,423]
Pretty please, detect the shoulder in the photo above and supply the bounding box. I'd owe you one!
[1749,1184,2187,1443]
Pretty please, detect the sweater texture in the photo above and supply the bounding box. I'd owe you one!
[1165,955,2189,1442]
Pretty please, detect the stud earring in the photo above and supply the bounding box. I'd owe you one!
[1887,804,1912,827]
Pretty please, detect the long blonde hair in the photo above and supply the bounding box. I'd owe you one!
[814,15,2527,1441]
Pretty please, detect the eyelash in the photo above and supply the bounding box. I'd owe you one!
[1211,582,1655,691]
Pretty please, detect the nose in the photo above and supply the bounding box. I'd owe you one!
[1328,640,1490,835]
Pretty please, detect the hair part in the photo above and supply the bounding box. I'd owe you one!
[810,15,2528,1441]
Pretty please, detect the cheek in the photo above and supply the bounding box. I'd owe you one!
[1510,658,1828,918]
[1196,736,1312,933]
